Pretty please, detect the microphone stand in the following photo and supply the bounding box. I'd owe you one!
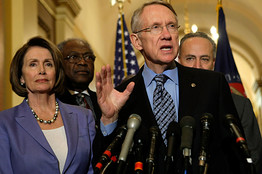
[198,113,213,174]
[244,154,256,174]
[182,148,192,174]
[226,114,256,174]
[116,160,126,174]
[199,163,208,174]
[146,127,158,174]
[199,151,209,174]
[100,156,118,174]
[134,139,143,174]
[146,143,156,174]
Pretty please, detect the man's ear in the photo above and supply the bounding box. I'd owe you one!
[212,57,216,70]
[130,33,143,51]
[177,55,181,63]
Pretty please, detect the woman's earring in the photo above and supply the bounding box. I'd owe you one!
[20,82,24,86]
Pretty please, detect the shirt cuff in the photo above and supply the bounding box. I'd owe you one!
[100,120,117,136]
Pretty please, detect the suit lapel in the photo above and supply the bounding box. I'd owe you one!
[59,101,78,172]
[177,63,201,120]
[120,68,157,128]
[15,100,55,156]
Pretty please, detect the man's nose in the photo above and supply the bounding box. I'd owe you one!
[195,60,202,69]
[161,26,172,39]
[77,56,87,65]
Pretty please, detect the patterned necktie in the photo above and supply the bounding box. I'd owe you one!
[75,93,90,109]
[153,74,177,146]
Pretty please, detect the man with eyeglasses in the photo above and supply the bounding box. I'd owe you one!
[95,1,249,174]
[134,23,180,35]
[57,38,101,125]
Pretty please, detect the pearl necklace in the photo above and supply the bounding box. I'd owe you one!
[26,99,59,124]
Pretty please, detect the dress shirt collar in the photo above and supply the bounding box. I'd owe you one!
[142,62,178,87]
[68,89,90,96]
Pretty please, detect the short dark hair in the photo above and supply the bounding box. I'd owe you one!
[179,31,217,58]
[10,36,65,97]
[131,1,178,33]
[57,38,95,59]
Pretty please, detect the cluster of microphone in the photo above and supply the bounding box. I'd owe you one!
[94,113,255,174]
[94,114,142,174]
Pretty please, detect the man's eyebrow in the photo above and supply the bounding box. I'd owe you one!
[200,55,210,58]
[185,54,196,57]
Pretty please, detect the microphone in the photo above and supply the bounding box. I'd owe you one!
[99,155,118,174]
[95,125,127,174]
[225,114,251,162]
[180,116,196,173]
[225,114,257,174]
[134,139,143,174]
[146,126,159,174]
[165,121,181,174]
[199,113,214,174]
[116,114,142,174]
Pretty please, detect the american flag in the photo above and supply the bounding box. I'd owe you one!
[214,4,246,97]
[114,14,139,87]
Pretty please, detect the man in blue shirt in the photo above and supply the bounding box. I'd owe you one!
[95,1,249,174]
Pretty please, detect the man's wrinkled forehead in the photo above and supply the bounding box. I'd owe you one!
[64,41,92,53]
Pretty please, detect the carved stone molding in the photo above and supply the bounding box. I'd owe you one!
[54,0,81,17]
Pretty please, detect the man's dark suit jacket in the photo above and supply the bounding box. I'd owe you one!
[232,93,262,172]
[107,62,249,174]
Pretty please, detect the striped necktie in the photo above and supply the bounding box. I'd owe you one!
[75,93,90,109]
[153,74,177,146]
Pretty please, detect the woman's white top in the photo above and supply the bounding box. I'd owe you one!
[43,126,68,174]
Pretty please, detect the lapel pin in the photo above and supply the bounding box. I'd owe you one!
[191,83,196,87]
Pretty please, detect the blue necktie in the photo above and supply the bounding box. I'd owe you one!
[153,74,177,146]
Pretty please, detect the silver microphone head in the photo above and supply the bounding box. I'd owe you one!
[127,114,142,131]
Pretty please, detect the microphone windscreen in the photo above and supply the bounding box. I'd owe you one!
[180,116,196,149]
[201,113,214,124]
[180,116,196,128]
[166,121,180,139]
[225,114,237,124]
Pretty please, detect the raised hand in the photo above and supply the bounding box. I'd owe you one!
[96,65,135,125]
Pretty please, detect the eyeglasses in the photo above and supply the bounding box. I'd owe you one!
[64,54,96,63]
[134,24,180,35]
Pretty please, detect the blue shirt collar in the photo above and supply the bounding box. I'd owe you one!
[142,62,178,87]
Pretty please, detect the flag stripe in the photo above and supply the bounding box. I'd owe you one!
[120,14,127,77]
[214,5,246,97]
[114,14,139,87]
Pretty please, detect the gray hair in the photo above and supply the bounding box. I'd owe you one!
[131,1,178,33]
[179,31,216,58]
